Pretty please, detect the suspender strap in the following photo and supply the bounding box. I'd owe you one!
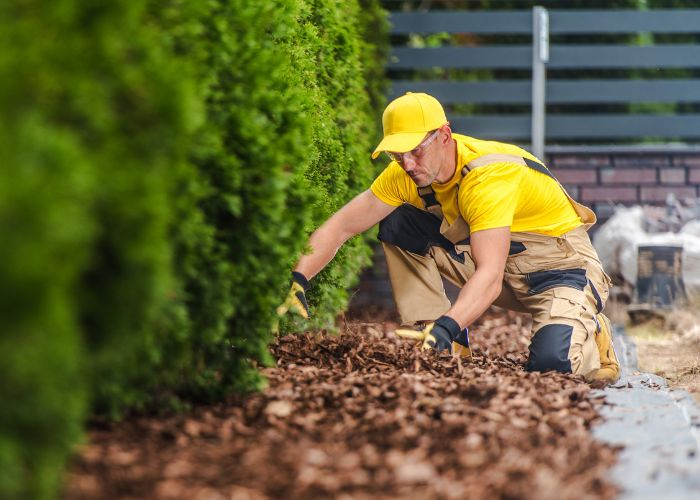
[466,153,596,225]
[416,166,471,220]
[523,157,557,181]
[467,153,529,171]
[417,185,444,219]
[467,153,559,180]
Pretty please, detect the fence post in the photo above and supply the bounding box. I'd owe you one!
[531,6,549,159]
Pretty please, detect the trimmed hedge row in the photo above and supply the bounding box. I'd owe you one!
[0,0,387,497]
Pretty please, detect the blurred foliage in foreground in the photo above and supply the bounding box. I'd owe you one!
[0,0,388,497]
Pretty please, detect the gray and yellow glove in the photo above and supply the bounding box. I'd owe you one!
[276,271,310,319]
[394,315,472,359]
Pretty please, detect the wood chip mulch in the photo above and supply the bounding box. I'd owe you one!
[65,310,619,500]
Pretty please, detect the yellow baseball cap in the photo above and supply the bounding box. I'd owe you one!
[371,92,448,159]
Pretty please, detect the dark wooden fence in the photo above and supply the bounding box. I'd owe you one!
[388,9,700,150]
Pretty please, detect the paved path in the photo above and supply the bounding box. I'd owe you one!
[593,326,700,500]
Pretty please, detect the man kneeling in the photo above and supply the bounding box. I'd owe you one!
[277,92,619,383]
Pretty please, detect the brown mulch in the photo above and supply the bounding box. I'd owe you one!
[65,310,618,500]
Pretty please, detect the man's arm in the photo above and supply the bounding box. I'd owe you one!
[444,226,511,328]
[295,189,396,280]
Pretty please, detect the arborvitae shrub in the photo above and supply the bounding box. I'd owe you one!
[0,0,192,495]
[0,0,387,497]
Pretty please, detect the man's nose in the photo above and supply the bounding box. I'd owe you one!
[401,155,417,170]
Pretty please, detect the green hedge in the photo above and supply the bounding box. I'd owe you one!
[0,1,191,496]
[0,0,387,497]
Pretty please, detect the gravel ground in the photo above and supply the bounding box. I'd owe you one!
[65,310,618,500]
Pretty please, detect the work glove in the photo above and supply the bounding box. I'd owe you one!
[394,315,472,359]
[276,271,310,319]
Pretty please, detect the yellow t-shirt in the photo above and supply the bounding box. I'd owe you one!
[370,134,583,236]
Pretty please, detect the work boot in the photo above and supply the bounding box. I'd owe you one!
[591,313,620,383]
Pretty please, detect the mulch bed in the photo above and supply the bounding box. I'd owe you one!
[65,310,618,499]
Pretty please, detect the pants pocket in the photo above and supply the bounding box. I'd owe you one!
[526,268,587,295]
[506,236,586,274]
[549,287,586,321]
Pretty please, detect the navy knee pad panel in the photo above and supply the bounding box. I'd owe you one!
[525,323,573,374]
[378,204,455,256]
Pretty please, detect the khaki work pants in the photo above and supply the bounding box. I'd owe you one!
[378,204,611,380]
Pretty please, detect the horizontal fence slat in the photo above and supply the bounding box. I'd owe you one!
[550,10,700,34]
[450,114,700,140]
[550,45,700,68]
[391,80,700,104]
[389,11,531,34]
[389,46,531,69]
[548,80,700,103]
[389,45,700,70]
[450,115,530,139]
[390,81,531,103]
[547,114,700,139]
[389,10,700,35]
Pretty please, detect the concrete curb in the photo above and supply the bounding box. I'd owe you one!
[592,325,700,499]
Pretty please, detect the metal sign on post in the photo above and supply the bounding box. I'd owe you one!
[531,6,548,160]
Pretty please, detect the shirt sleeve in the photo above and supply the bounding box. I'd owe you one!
[370,163,413,207]
[458,162,523,233]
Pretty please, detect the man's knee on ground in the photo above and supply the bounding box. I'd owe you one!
[525,323,573,374]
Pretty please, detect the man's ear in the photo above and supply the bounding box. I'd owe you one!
[440,123,453,144]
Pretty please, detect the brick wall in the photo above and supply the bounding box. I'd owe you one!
[546,146,700,222]
[348,146,700,315]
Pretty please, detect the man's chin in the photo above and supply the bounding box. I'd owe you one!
[410,176,429,187]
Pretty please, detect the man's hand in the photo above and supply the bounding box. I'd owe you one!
[394,316,472,359]
[276,271,310,319]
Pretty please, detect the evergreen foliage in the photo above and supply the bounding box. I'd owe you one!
[0,0,388,497]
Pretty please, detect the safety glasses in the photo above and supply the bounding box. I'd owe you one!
[386,129,440,164]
